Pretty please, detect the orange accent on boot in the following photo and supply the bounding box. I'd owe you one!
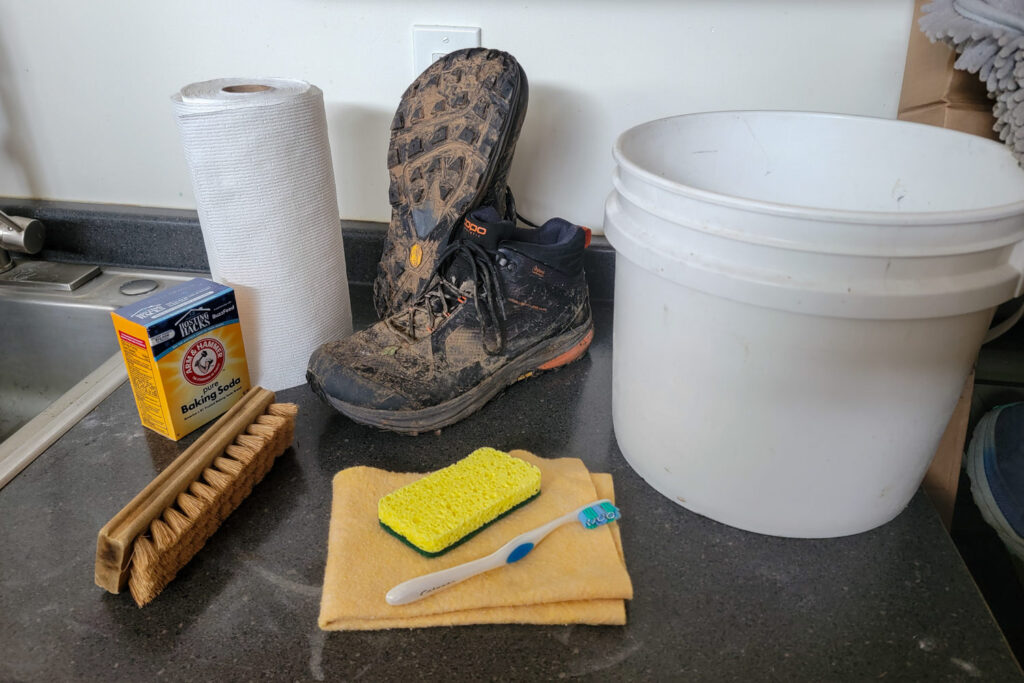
[537,329,594,371]
[508,297,548,312]
[465,218,487,236]
[581,227,592,248]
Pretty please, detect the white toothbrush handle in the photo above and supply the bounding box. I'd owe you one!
[386,500,611,606]
[385,547,512,606]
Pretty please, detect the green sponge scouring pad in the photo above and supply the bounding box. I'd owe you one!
[378,447,542,556]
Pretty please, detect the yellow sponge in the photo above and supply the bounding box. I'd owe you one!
[378,447,542,556]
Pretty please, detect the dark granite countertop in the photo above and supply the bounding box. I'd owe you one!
[1,281,1021,681]
[0,201,1020,679]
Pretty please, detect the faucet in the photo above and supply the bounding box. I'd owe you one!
[0,209,44,273]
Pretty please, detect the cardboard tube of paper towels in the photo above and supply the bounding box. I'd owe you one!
[172,77,353,391]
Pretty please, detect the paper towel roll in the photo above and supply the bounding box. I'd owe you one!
[172,77,352,391]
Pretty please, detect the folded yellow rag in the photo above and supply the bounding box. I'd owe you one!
[319,450,633,630]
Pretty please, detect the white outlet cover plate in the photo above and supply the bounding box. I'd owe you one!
[412,25,481,75]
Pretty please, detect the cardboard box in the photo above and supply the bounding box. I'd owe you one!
[923,372,974,530]
[111,278,251,440]
[899,102,999,139]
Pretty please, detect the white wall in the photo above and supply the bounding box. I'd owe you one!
[0,0,914,230]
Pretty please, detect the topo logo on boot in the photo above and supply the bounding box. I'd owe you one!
[182,338,225,386]
[465,218,488,236]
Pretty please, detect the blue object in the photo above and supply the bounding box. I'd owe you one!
[112,278,240,359]
[506,542,534,563]
[578,501,620,528]
[966,402,1024,560]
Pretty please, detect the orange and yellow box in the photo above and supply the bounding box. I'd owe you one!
[111,278,251,440]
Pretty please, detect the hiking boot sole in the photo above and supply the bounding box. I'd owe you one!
[313,320,594,435]
[373,48,528,318]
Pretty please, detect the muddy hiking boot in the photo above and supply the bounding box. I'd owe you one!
[373,47,529,319]
[308,206,594,434]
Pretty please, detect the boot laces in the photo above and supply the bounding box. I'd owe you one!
[504,187,539,228]
[386,239,507,355]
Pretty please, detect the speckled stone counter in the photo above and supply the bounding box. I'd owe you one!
[1,285,1021,681]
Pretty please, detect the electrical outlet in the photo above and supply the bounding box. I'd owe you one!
[412,25,481,75]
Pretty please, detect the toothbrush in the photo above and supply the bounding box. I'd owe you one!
[385,499,621,606]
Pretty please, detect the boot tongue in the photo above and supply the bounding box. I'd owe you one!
[444,207,516,287]
[459,207,515,252]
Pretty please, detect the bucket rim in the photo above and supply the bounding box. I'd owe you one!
[613,110,1024,228]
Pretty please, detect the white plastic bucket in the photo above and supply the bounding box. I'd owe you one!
[604,111,1024,537]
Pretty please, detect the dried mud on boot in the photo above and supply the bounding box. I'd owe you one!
[308,319,594,436]
[309,207,594,435]
[373,48,528,319]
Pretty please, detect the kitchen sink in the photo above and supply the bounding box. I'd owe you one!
[0,262,195,488]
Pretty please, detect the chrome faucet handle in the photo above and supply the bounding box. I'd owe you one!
[0,210,45,273]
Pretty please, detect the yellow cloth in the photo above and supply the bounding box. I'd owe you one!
[319,450,633,630]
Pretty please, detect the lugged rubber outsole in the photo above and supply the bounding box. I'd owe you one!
[373,48,528,318]
[313,321,594,435]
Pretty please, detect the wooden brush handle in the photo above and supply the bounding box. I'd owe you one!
[94,386,275,593]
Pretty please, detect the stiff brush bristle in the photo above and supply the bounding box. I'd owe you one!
[125,401,297,606]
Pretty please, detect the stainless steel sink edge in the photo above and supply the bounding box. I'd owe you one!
[0,354,126,488]
[0,263,200,490]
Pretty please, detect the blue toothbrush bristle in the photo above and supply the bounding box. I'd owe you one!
[579,502,621,528]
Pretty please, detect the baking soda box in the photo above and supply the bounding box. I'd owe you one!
[111,278,251,440]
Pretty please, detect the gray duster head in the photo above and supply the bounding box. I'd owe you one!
[922,0,1024,161]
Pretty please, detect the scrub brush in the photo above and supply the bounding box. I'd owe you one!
[378,447,542,556]
[386,499,622,605]
[94,386,298,607]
